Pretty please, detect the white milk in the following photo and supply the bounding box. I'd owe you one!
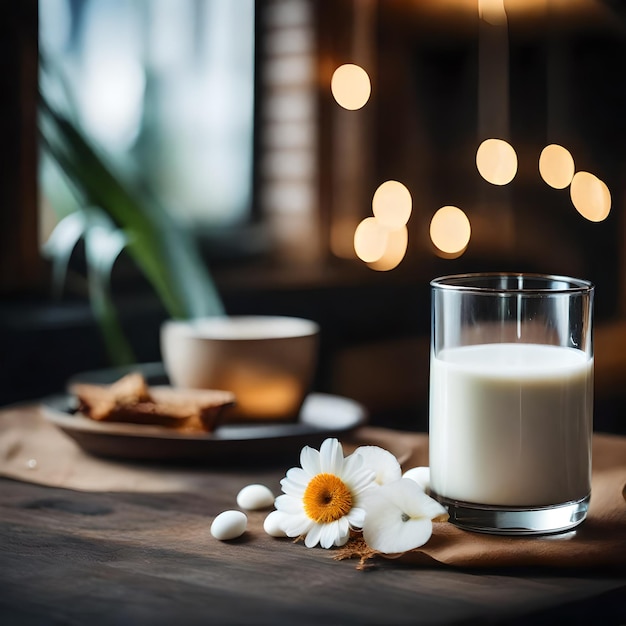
[429,343,593,507]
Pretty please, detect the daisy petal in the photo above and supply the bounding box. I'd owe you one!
[282,513,314,538]
[320,521,341,549]
[346,505,366,529]
[284,466,311,488]
[337,515,350,539]
[304,523,323,548]
[348,468,378,495]
[300,445,321,476]
[343,454,374,483]
[274,494,303,515]
[280,476,307,498]
[334,532,350,547]
[319,438,343,474]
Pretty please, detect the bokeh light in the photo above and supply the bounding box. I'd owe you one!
[539,144,575,189]
[331,217,361,259]
[476,138,518,185]
[368,226,408,271]
[372,180,412,229]
[331,64,371,111]
[354,217,388,263]
[430,206,471,255]
[570,172,611,222]
[479,0,507,26]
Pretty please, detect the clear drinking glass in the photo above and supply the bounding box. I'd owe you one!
[429,273,594,535]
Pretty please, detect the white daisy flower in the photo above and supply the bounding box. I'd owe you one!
[361,478,448,554]
[402,466,431,492]
[275,438,377,549]
[353,445,402,485]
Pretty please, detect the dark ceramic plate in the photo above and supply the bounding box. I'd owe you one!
[42,365,367,464]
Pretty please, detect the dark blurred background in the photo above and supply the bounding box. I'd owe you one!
[1,0,626,433]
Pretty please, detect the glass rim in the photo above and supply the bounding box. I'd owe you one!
[430,272,594,295]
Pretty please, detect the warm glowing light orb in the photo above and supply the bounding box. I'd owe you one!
[372,180,412,229]
[539,144,575,189]
[479,0,507,26]
[430,206,471,254]
[368,226,408,271]
[476,138,518,185]
[570,171,611,222]
[331,64,371,111]
[354,217,388,263]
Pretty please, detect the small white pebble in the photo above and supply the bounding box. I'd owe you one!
[236,484,275,511]
[26,459,38,469]
[211,510,247,541]
[263,510,288,537]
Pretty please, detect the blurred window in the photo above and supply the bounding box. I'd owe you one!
[39,0,256,238]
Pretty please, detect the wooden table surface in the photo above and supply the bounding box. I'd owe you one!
[2,477,626,624]
[1,402,626,625]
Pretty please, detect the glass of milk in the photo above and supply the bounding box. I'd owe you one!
[429,273,594,535]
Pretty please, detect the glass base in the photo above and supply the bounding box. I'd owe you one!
[432,493,590,536]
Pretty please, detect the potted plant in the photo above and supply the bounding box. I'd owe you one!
[39,63,225,365]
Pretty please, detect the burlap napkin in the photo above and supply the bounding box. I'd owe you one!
[0,404,203,492]
[0,404,413,492]
[1,404,624,569]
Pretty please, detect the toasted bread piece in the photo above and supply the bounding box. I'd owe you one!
[71,373,236,432]
[108,371,151,404]
[72,383,119,422]
[149,387,236,431]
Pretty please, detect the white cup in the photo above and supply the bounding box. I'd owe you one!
[160,315,319,423]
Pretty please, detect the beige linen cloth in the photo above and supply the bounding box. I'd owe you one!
[1,403,625,569]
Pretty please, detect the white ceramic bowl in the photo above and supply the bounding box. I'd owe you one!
[160,315,320,423]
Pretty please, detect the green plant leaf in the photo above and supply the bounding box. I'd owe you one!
[42,210,88,298]
[39,93,225,320]
[83,213,136,365]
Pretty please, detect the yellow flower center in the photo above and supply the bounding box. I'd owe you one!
[302,473,353,523]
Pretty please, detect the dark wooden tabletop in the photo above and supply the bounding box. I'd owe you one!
[1,400,625,625]
[1,472,625,625]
